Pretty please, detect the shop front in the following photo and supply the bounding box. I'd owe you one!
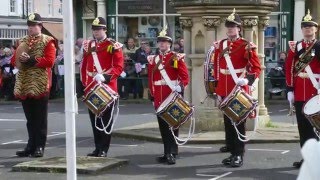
[107,0,181,52]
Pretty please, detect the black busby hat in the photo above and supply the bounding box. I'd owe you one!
[301,9,318,27]
[225,8,242,27]
[27,13,42,26]
[92,17,107,30]
[157,25,172,43]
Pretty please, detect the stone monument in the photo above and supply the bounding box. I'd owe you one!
[170,0,279,131]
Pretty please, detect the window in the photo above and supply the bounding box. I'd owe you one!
[10,0,16,13]
[27,0,32,14]
[48,0,52,15]
[58,0,62,15]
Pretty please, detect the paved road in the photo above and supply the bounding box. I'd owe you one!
[0,100,301,179]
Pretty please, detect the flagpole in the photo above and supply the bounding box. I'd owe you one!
[62,0,77,179]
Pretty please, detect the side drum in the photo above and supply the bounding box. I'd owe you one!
[303,95,320,131]
[204,46,217,97]
[82,83,119,116]
[156,92,194,130]
[219,86,258,124]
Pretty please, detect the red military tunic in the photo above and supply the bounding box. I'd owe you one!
[285,40,320,101]
[213,38,261,97]
[148,51,189,109]
[81,38,124,94]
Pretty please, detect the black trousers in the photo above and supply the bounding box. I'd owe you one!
[88,106,113,152]
[21,97,49,150]
[223,115,245,156]
[157,116,179,155]
[295,101,319,147]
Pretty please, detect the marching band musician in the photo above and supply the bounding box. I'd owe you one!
[147,27,189,165]
[213,9,261,167]
[285,10,320,169]
[81,17,124,157]
[12,13,57,158]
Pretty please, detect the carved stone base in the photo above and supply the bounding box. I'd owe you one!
[194,106,224,131]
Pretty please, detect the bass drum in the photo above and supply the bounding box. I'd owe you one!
[204,46,217,97]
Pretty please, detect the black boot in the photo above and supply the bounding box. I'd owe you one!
[293,160,303,169]
[166,154,176,165]
[222,155,233,165]
[87,149,99,157]
[16,147,34,157]
[156,154,167,163]
[96,150,107,157]
[32,147,44,158]
[230,155,243,167]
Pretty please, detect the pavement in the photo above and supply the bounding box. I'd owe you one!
[113,121,299,144]
[0,97,304,179]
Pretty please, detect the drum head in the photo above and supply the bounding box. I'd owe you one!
[156,93,177,113]
[304,95,320,115]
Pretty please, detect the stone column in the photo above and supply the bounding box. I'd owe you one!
[242,16,258,41]
[258,16,270,122]
[94,0,107,19]
[242,16,262,129]
[179,17,193,102]
[294,0,305,40]
[202,16,221,51]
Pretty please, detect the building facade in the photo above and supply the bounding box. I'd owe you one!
[0,0,29,47]
[0,0,64,47]
[76,0,320,62]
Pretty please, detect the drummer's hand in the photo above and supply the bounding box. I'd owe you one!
[19,52,30,62]
[217,95,222,103]
[287,91,294,103]
[93,73,105,83]
[236,78,249,86]
[173,85,182,93]
[249,86,256,93]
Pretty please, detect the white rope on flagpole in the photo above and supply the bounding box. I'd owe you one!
[63,0,77,179]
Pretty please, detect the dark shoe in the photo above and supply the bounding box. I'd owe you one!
[222,155,233,165]
[156,155,167,163]
[166,154,176,165]
[32,147,44,158]
[293,160,303,169]
[87,149,99,157]
[16,147,34,157]
[96,150,107,157]
[230,155,243,167]
[219,146,230,153]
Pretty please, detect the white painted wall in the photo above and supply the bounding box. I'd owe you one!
[33,0,62,18]
[0,0,24,17]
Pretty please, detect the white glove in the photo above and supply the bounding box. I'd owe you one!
[236,78,249,86]
[120,71,127,78]
[287,91,294,103]
[173,85,182,93]
[93,73,105,83]
[249,86,256,93]
[217,95,222,102]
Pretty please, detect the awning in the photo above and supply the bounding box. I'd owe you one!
[42,22,63,41]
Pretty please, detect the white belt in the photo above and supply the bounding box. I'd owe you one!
[298,72,320,79]
[220,68,245,75]
[87,71,97,77]
[154,79,179,86]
